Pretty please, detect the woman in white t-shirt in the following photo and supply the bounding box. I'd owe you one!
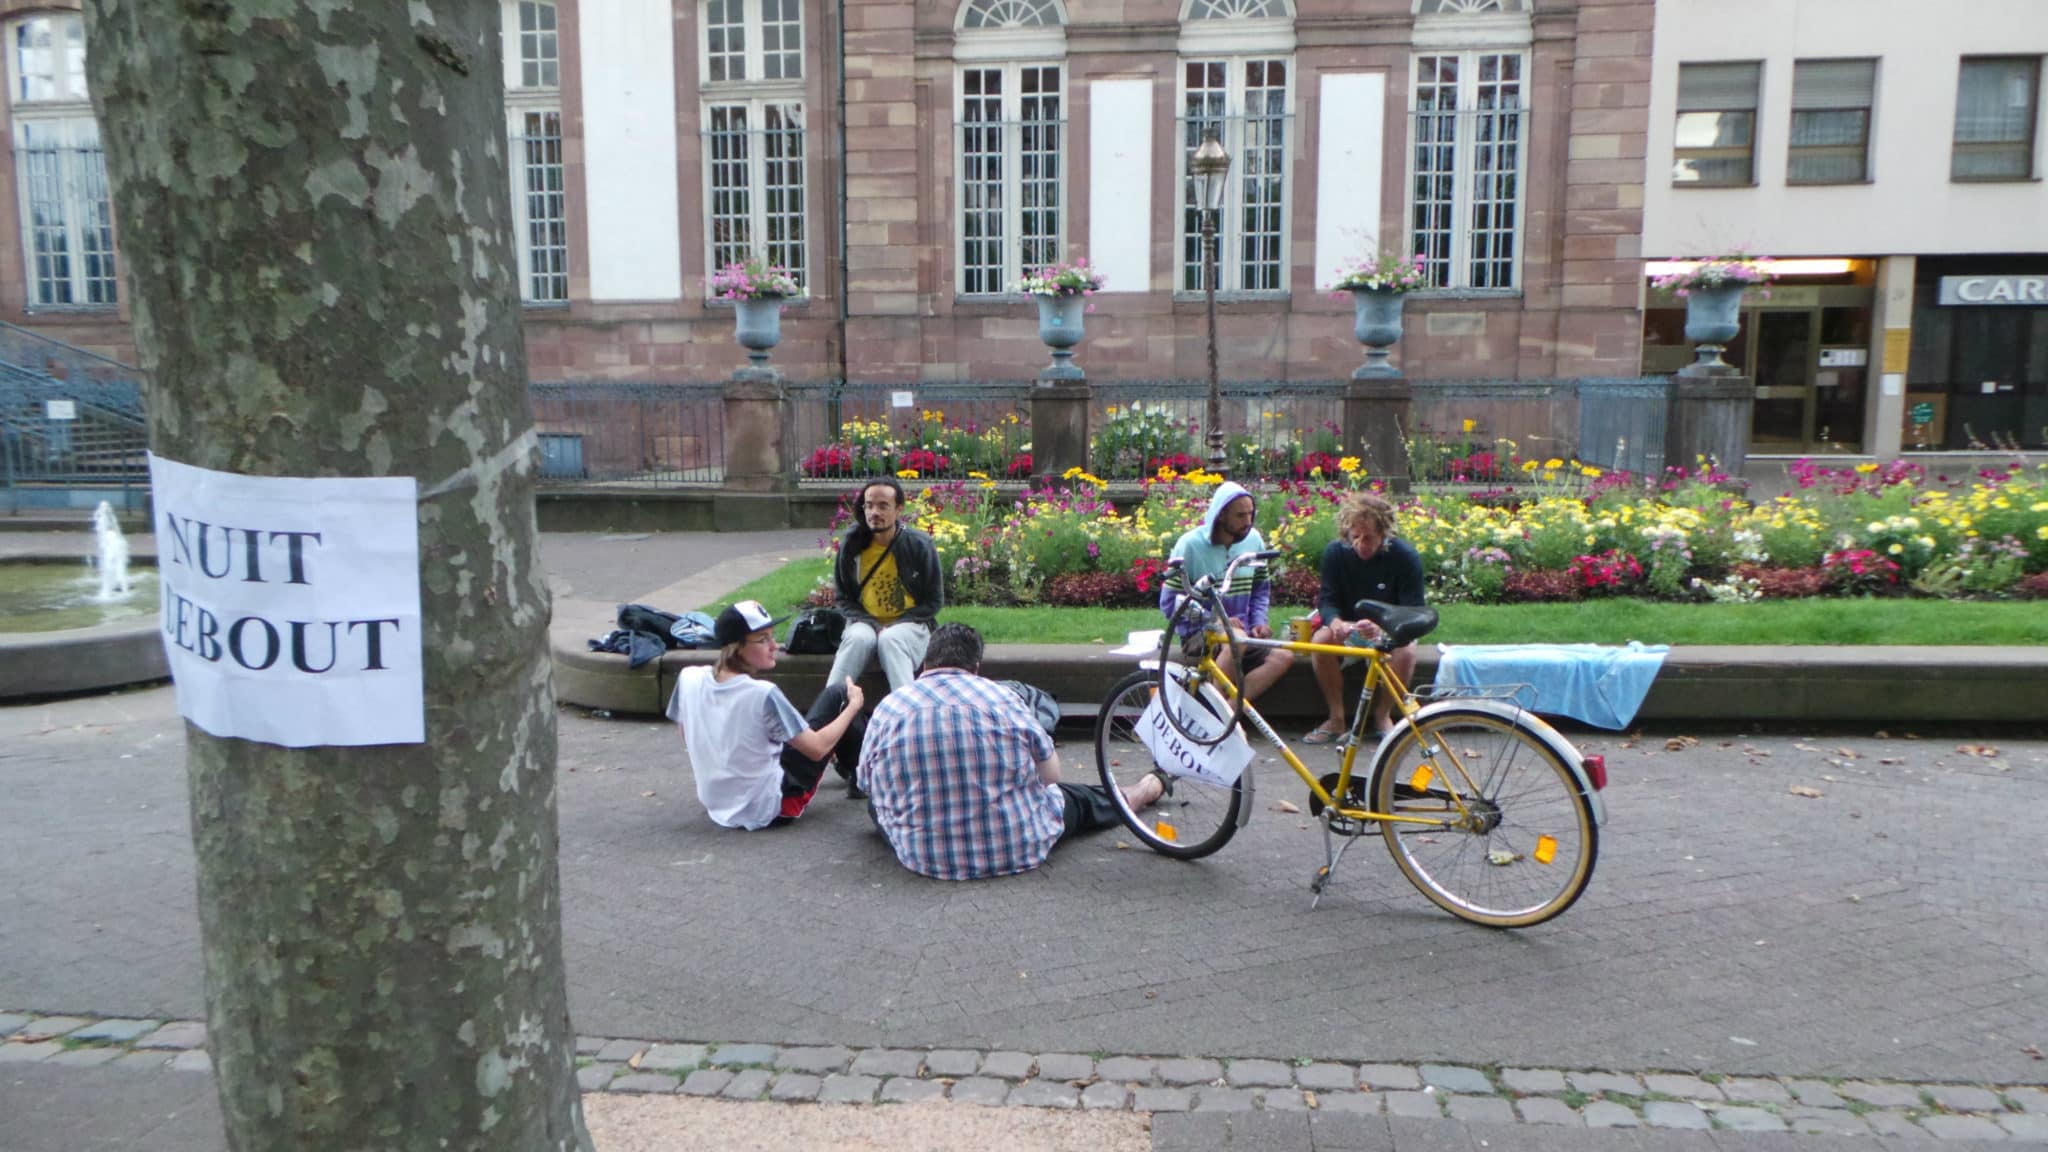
[666,600,866,829]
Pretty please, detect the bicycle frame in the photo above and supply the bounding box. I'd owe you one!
[1184,632,1486,831]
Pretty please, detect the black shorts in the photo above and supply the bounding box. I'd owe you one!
[1181,631,1273,669]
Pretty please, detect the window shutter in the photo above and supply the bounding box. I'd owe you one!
[1792,59,1874,110]
[1677,62,1760,111]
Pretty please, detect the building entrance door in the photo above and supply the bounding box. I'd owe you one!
[1750,311,1813,450]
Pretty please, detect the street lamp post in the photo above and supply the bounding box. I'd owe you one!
[1191,134,1231,475]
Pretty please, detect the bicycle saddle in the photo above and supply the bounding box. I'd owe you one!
[1352,600,1439,646]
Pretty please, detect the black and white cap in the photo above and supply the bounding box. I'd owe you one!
[714,599,786,646]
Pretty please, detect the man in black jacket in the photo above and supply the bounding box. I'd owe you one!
[826,479,944,697]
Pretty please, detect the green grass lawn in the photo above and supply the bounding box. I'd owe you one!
[701,556,2048,646]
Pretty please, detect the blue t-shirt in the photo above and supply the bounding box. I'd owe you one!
[1318,536,1425,625]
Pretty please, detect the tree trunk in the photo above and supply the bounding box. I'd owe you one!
[84,2,589,1148]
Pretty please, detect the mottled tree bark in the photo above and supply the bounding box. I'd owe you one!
[83,2,589,1148]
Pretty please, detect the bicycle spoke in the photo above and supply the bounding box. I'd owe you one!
[1374,710,1597,927]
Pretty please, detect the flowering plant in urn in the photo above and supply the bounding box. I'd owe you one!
[1651,253,1774,298]
[1329,250,1430,295]
[1012,258,1106,298]
[707,256,801,301]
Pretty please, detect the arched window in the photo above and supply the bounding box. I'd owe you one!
[1177,0,1293,293]
[1407,0,1531,290]
[1414,0,1530,13]
[960,0,1062,30]
[954,0,1067,294]
[700,0,808,289]
[502,1,567,303]
[8,12,115,308]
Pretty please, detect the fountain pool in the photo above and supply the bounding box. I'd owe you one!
[0,560,158,633]
[0,501,168,699]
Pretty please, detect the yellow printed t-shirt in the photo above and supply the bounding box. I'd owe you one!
[858,540,913,624]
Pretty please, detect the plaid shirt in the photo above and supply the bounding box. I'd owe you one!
[857,668,1062,881]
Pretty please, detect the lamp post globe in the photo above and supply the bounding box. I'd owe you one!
[1190,135,1231,474]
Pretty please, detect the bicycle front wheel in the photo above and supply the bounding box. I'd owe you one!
[1368,709,1597,928]
[1096,669,1243,860]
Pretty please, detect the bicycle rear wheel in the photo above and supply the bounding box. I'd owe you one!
[1368,709,1596,928]
[1096,669,1243,859]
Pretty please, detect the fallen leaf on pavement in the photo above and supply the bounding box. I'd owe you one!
[1665,736,1698,751]
[1793,743,1822,753]
[1836,747,1860,759]
[1873,730,1891,739]
[640,791,656,798]
[1115,841,1131,850]
[1789,785,1825,799]
[2023,1044,2043,1060]
[1273,799,1301,814]
[1956,743,2001,758]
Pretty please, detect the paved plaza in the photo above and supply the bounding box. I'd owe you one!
[3,531,2044,1148]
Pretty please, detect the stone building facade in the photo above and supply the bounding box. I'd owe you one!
[0,0,1650,383]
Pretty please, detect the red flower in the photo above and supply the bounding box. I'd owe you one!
[801,445,855,476]
[1132,556,1168,594]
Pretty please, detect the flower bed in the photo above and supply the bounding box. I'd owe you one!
[811,458,2048,607]
[800,409,1031,481]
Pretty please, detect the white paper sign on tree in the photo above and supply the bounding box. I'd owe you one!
[149,453,424,748]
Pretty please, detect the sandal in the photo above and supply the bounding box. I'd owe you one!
[1301,724,1346,745]
[1145,767,1176,800]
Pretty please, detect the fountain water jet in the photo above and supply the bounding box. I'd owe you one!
[91,501,134,601]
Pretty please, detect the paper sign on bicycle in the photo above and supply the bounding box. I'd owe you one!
[1137,676,1254,787]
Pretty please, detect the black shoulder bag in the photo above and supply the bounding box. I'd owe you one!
[786,536,894,655]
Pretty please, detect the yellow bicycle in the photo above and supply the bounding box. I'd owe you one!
[1095,551,1607,928]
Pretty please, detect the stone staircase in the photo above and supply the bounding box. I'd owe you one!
[0,322,148,513]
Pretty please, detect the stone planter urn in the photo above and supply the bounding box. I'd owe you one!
[734,297,785,367]
[1036,293,1087,381]
[1681,284,1744,374]
[1349,287,1406,379]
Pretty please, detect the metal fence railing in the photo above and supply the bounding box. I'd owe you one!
[0,322,148,511]
[1088,379,1346,479]
[1406,377,1668,483]
[529,381,724,484]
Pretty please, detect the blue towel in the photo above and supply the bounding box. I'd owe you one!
[1434,642,1670,730]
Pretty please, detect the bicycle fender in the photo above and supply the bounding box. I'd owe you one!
[1383,700,1606,827]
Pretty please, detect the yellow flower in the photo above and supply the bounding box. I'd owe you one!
[1866,522,1885,534]
[967,470,988,480]
[1855,462,1878,474]
[896,469,919,478]
[1887,543,1904,555]
[1544,458,1564,470]
[1461,418,1477,434]
[1337,456,1361,474]
[1063,466,1084,480]
[1521,460,1539,472]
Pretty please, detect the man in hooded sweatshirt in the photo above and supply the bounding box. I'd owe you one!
[1157,481,1295,703]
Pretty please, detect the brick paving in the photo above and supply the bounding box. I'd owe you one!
[12,688,2041,1089]
[15,1017,2042,1141]
[4,534,2047,1148]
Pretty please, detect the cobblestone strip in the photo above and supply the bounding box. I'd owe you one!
[8,1009,2047,1139]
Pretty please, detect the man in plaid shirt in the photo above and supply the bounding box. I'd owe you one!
[858,623,1167,881]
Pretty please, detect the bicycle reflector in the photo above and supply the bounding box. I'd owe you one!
[1582,754,1607,791]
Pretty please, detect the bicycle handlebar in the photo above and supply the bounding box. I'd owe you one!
[1183,549,1283,613]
